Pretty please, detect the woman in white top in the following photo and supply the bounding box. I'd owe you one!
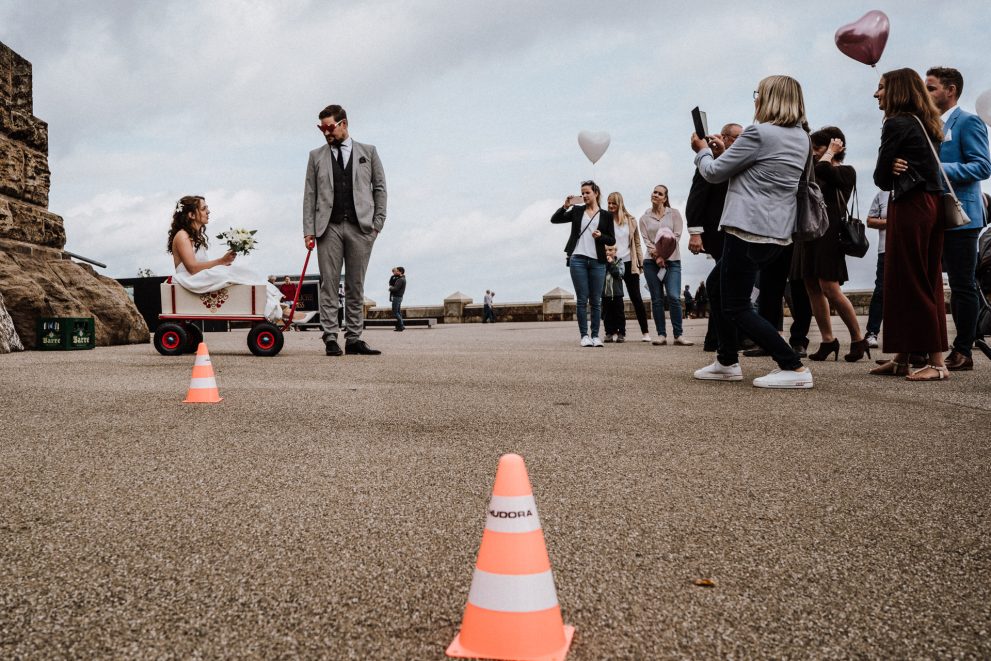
[550,180,616,346]
[606,192,651,342]
[638,186,692,346]
[167,195,284,323]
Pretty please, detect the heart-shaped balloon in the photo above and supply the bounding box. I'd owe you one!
[834,10,890,67]
[578,130,610,164]
[976,89,991,127]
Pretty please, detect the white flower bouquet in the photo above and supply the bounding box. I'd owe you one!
[216,228,258,255]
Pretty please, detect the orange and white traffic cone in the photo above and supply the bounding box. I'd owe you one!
[183,342,222,403]
[447,453,574,661]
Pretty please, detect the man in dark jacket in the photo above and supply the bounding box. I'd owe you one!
[389,267,406,331]
[686,123,741,351]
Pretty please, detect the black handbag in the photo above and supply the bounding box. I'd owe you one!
[837,185,870,258]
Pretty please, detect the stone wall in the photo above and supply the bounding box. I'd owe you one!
[0,41,147,351]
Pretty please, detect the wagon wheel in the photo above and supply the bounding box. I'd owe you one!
[184,323,203,353]
[247,322,284,357]
[154,323,188,356]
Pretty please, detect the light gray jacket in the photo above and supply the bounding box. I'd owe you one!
[694,122,807,241]
[303,140,387,238]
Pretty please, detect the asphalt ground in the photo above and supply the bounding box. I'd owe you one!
[1,318,989,659]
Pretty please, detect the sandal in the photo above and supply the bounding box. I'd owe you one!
[869,360,909,376]
[905,364,950,382]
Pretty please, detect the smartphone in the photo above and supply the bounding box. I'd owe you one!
[566,195,583,207]
[692,106,708,140]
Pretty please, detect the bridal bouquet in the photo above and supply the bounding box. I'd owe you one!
[216,228,258,255]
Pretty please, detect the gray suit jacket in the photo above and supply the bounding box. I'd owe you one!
[303,140,387,238]
[694,122,807,241]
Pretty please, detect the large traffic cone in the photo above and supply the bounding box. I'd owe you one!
[183,342,222,403]
[447,453,574,661]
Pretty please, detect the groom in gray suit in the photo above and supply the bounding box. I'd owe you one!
[303,104,387,356]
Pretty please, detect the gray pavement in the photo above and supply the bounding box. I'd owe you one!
[1,318,989,659]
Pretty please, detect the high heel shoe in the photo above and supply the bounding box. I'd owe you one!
[808,338,840,361]
[844,338,871,362]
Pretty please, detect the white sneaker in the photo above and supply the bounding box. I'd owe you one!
[693,361,743,381]
[641,333,651,342]
[580,335,593,347]
[592,336,604,347]
[865,333,879,348]
[753,368,814,389]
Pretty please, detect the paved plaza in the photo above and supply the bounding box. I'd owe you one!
[2,319,989,658]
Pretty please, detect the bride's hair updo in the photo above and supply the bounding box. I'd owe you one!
[166,195,207,254]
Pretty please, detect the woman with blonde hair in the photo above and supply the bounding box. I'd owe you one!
[638,185,691,345]
[606,191,650,342]
[689,75,813,389]
[869,68,948,380]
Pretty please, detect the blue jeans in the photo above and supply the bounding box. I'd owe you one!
[866,252,885,336]
[391,296,404,330]
[711,233,802,370]
[642,259,683,337]
[943,228,980,357]
[569,254,606,338]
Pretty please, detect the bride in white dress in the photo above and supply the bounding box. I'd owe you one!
[167,195,284,323]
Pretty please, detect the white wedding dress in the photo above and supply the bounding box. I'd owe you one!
[173,247,284,323]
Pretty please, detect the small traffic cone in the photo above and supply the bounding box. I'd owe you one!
[447,453,574,661]
[183,342,222,403]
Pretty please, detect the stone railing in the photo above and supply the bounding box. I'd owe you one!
[362,288,917,324]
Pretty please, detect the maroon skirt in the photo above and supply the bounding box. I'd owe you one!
[882,191,948,354]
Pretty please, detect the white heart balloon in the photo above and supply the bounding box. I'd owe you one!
[578,130,610,164]
[976,89,991,127]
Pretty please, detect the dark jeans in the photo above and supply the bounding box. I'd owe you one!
[603,296,626,336]
[569,254,606,338]
[391,296,404,330]
[755,243,811,347]
[866,252,885,336]
[943,228,980,357]
[709,233,803,370]
[483,304,496,323]
[622,262,649,334]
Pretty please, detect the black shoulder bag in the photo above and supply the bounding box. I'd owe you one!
[837,183,870,258]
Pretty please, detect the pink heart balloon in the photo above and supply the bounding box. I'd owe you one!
[834,10,890,67]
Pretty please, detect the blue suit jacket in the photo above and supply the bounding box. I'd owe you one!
[939,107,991,231]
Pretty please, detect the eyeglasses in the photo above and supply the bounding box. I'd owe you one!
[753,90,759,99]
[317,120,345,134]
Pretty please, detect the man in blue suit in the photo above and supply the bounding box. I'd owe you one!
[926,67,991,371]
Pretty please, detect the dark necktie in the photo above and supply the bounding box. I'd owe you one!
[336,146,345,169]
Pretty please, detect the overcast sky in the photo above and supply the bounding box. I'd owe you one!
[3,1,989,305]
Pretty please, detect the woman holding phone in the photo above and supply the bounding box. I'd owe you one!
[551,180,616,346]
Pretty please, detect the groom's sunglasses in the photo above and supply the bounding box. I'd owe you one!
[317,121,345,134]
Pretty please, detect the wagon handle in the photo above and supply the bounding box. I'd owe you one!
[282,243,314,331]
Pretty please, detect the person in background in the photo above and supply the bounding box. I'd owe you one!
[483,290,496,323]
[792,126,868,363]
[869,68,948,381]
[690,75,812,389]
[864,190,890,348]
[683,285,695,319]
[551,180,615,347]
[695,282,707,319]
[279,276,297,303]
[606,192,650,342]
[389,266,406,331]
[639,185,692,346]
[602,244,626,342]
[926,66,991,372]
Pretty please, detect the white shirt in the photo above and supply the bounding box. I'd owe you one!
[333,136,353,168]
[573,210,601,259]
[613,221,631,261]
[941,105,957,141]
[868,191,889,255]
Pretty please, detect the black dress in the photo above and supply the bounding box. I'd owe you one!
[792,161,856,284]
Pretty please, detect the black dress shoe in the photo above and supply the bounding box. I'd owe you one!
[325,341,343,356]
[346,340,381,355]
